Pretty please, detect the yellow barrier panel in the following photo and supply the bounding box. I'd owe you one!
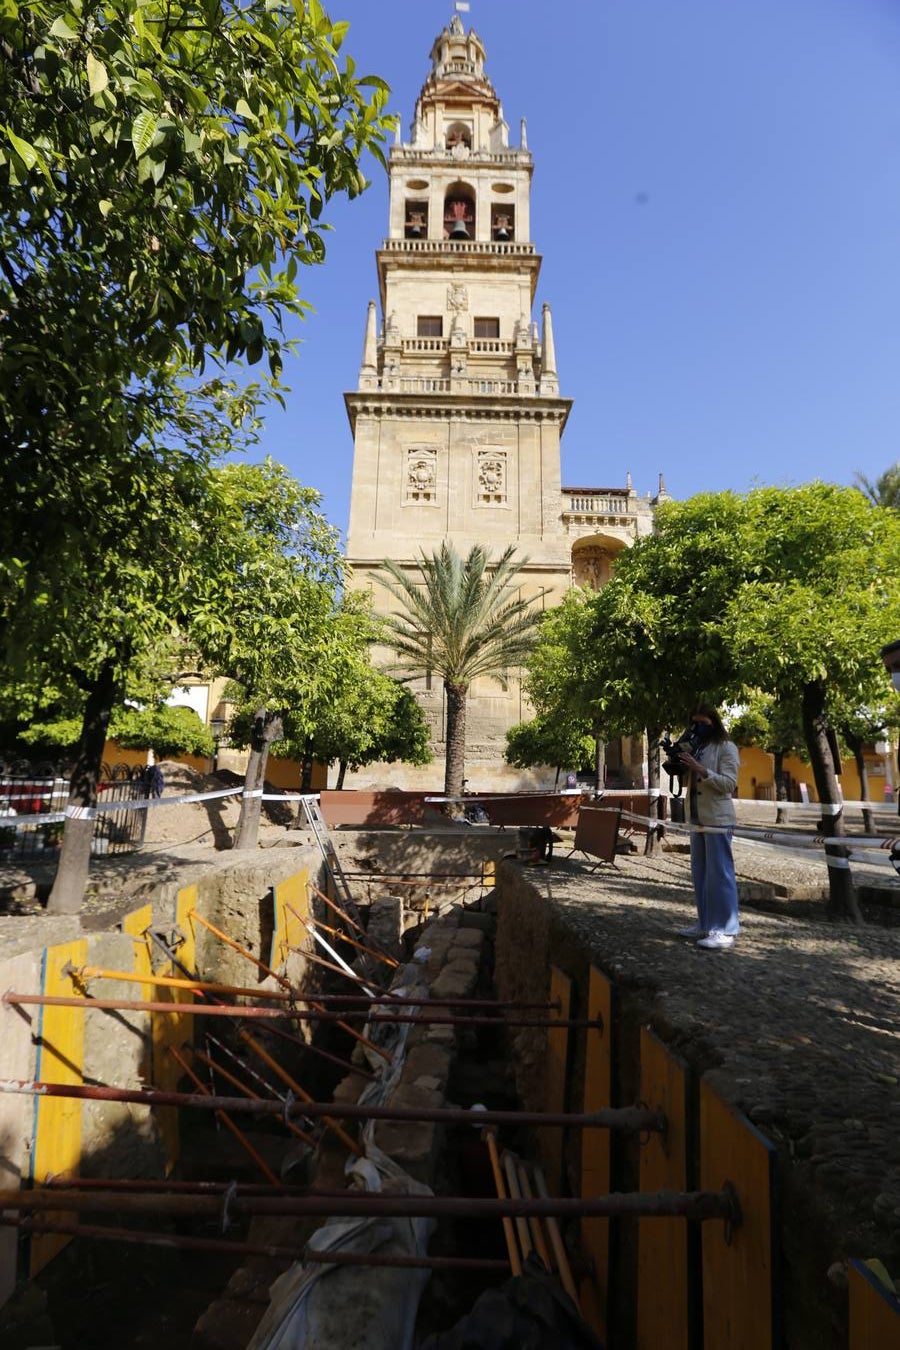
[637,1028,690,1350]
[541,966,571,1196]
[848,1258,900,1350]
[579,965,614,1341]
[121,902,154,1083]
[30,937,88,1275]
[271,870,309,968]
[152,884,199,1168]
[700,1079,776,1350]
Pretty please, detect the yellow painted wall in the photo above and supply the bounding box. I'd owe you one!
[30,937,88,1274]
[151,884,200,1170]
[736,745,888,804]
[270,870,310,970]
[101,740,327,791]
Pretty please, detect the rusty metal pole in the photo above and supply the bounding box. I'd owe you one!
[0,1215,511,1271]
[235,1030,363,1158]
[166,1046,283,1189]
[0,1187,741,1225]
[303,912,399,970]
[0,1080,666,1135]
[2,991,603,1032]
[191,1047,317,1149]
[188,909,292,989]
[482,1127,521,1276]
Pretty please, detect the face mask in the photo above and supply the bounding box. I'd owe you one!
[892,672,900,692]
[691,721,713,741]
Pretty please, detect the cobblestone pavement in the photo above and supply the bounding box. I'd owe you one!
[535,842,900,1287]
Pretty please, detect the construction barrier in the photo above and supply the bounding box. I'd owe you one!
[541,966,573,1196]
[570,805,621,869]
[637,1029,690,1350]
[848,1257,900,1349]
[579,965,615,1341]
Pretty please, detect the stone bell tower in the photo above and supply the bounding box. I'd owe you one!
[344,14,574,787]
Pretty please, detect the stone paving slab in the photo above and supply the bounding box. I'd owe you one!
[526,848,900,1290]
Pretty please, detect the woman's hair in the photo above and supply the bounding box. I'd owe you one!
[690,702,728,742]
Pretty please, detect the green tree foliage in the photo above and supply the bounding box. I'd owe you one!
[528,483,900,920]
[854,462,900,509]
[112,705,214,760]
[0,1,391,907]
[505,716,595,787]
[304,669,432,788]
[377,544,538,796]
[193,460,357,848]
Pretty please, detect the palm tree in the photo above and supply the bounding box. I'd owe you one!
[854,462,900,509]
[378,543,538,795]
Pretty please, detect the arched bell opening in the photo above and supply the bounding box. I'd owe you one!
[404,199,429,239]
[491,203,515,242]
[445,121,472,151]
[444,182,475,240]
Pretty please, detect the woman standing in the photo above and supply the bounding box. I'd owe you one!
[676,704,741,950]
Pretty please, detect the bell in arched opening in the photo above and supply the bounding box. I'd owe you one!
[445,195,473,240]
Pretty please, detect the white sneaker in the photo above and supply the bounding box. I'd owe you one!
[696,930,735,950]
[677,924,707,939]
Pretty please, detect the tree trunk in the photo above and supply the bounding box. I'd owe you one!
[336,760,347,790]
[444,682,467,797]
[300,736,315,793]
[645,723,663,855]
[801,682,862,923]
[233,709,282,851]
[846,733,874,835]
[593,735,606,795]
[47,658,119,915]
[773,749,788,825]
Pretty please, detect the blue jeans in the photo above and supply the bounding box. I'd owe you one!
[690,829,740,935]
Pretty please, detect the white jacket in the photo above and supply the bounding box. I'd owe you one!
[690,739,740,827]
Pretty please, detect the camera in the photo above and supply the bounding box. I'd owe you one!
[661,726,703,782]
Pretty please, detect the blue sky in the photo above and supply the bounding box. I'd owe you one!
[256,0,900,535]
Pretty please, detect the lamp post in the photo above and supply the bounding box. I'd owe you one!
[210,717,226,774]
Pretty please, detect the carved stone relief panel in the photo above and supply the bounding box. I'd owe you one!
[474,448,507,506]
[405,446,438,505]
[447,283,469,312]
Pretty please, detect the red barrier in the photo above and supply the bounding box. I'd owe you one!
[571,806,621,868]
[480,792,589,829]
[317,791,435,827]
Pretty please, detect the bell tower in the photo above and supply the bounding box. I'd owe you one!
[345,13,573,785]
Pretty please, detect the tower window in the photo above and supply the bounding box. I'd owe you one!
[404,200,428,240]
[417,316,443,338]
[473,317,500,340]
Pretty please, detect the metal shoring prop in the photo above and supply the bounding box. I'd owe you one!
[191,1047,317,1150]
[0,1215,510,1272]
[532,1164,580,1308]
[165,1045,283,1189]
[285,902,378,998]
[233,1026,363,1158]
[0,1079,666,1134]
[515,1161,553,1272]
[0,1186,742,1225]
[186,909,392,1064]
[146,925,370,1083]
[73,965,295,1003]
[2,991,607,1033]
[502,1150,533,1264]
[479,1118,522,1276]
[306,883,397,964]
[304,912,400,970]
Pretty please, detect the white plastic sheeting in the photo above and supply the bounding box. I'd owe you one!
[248,965,436,1350]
